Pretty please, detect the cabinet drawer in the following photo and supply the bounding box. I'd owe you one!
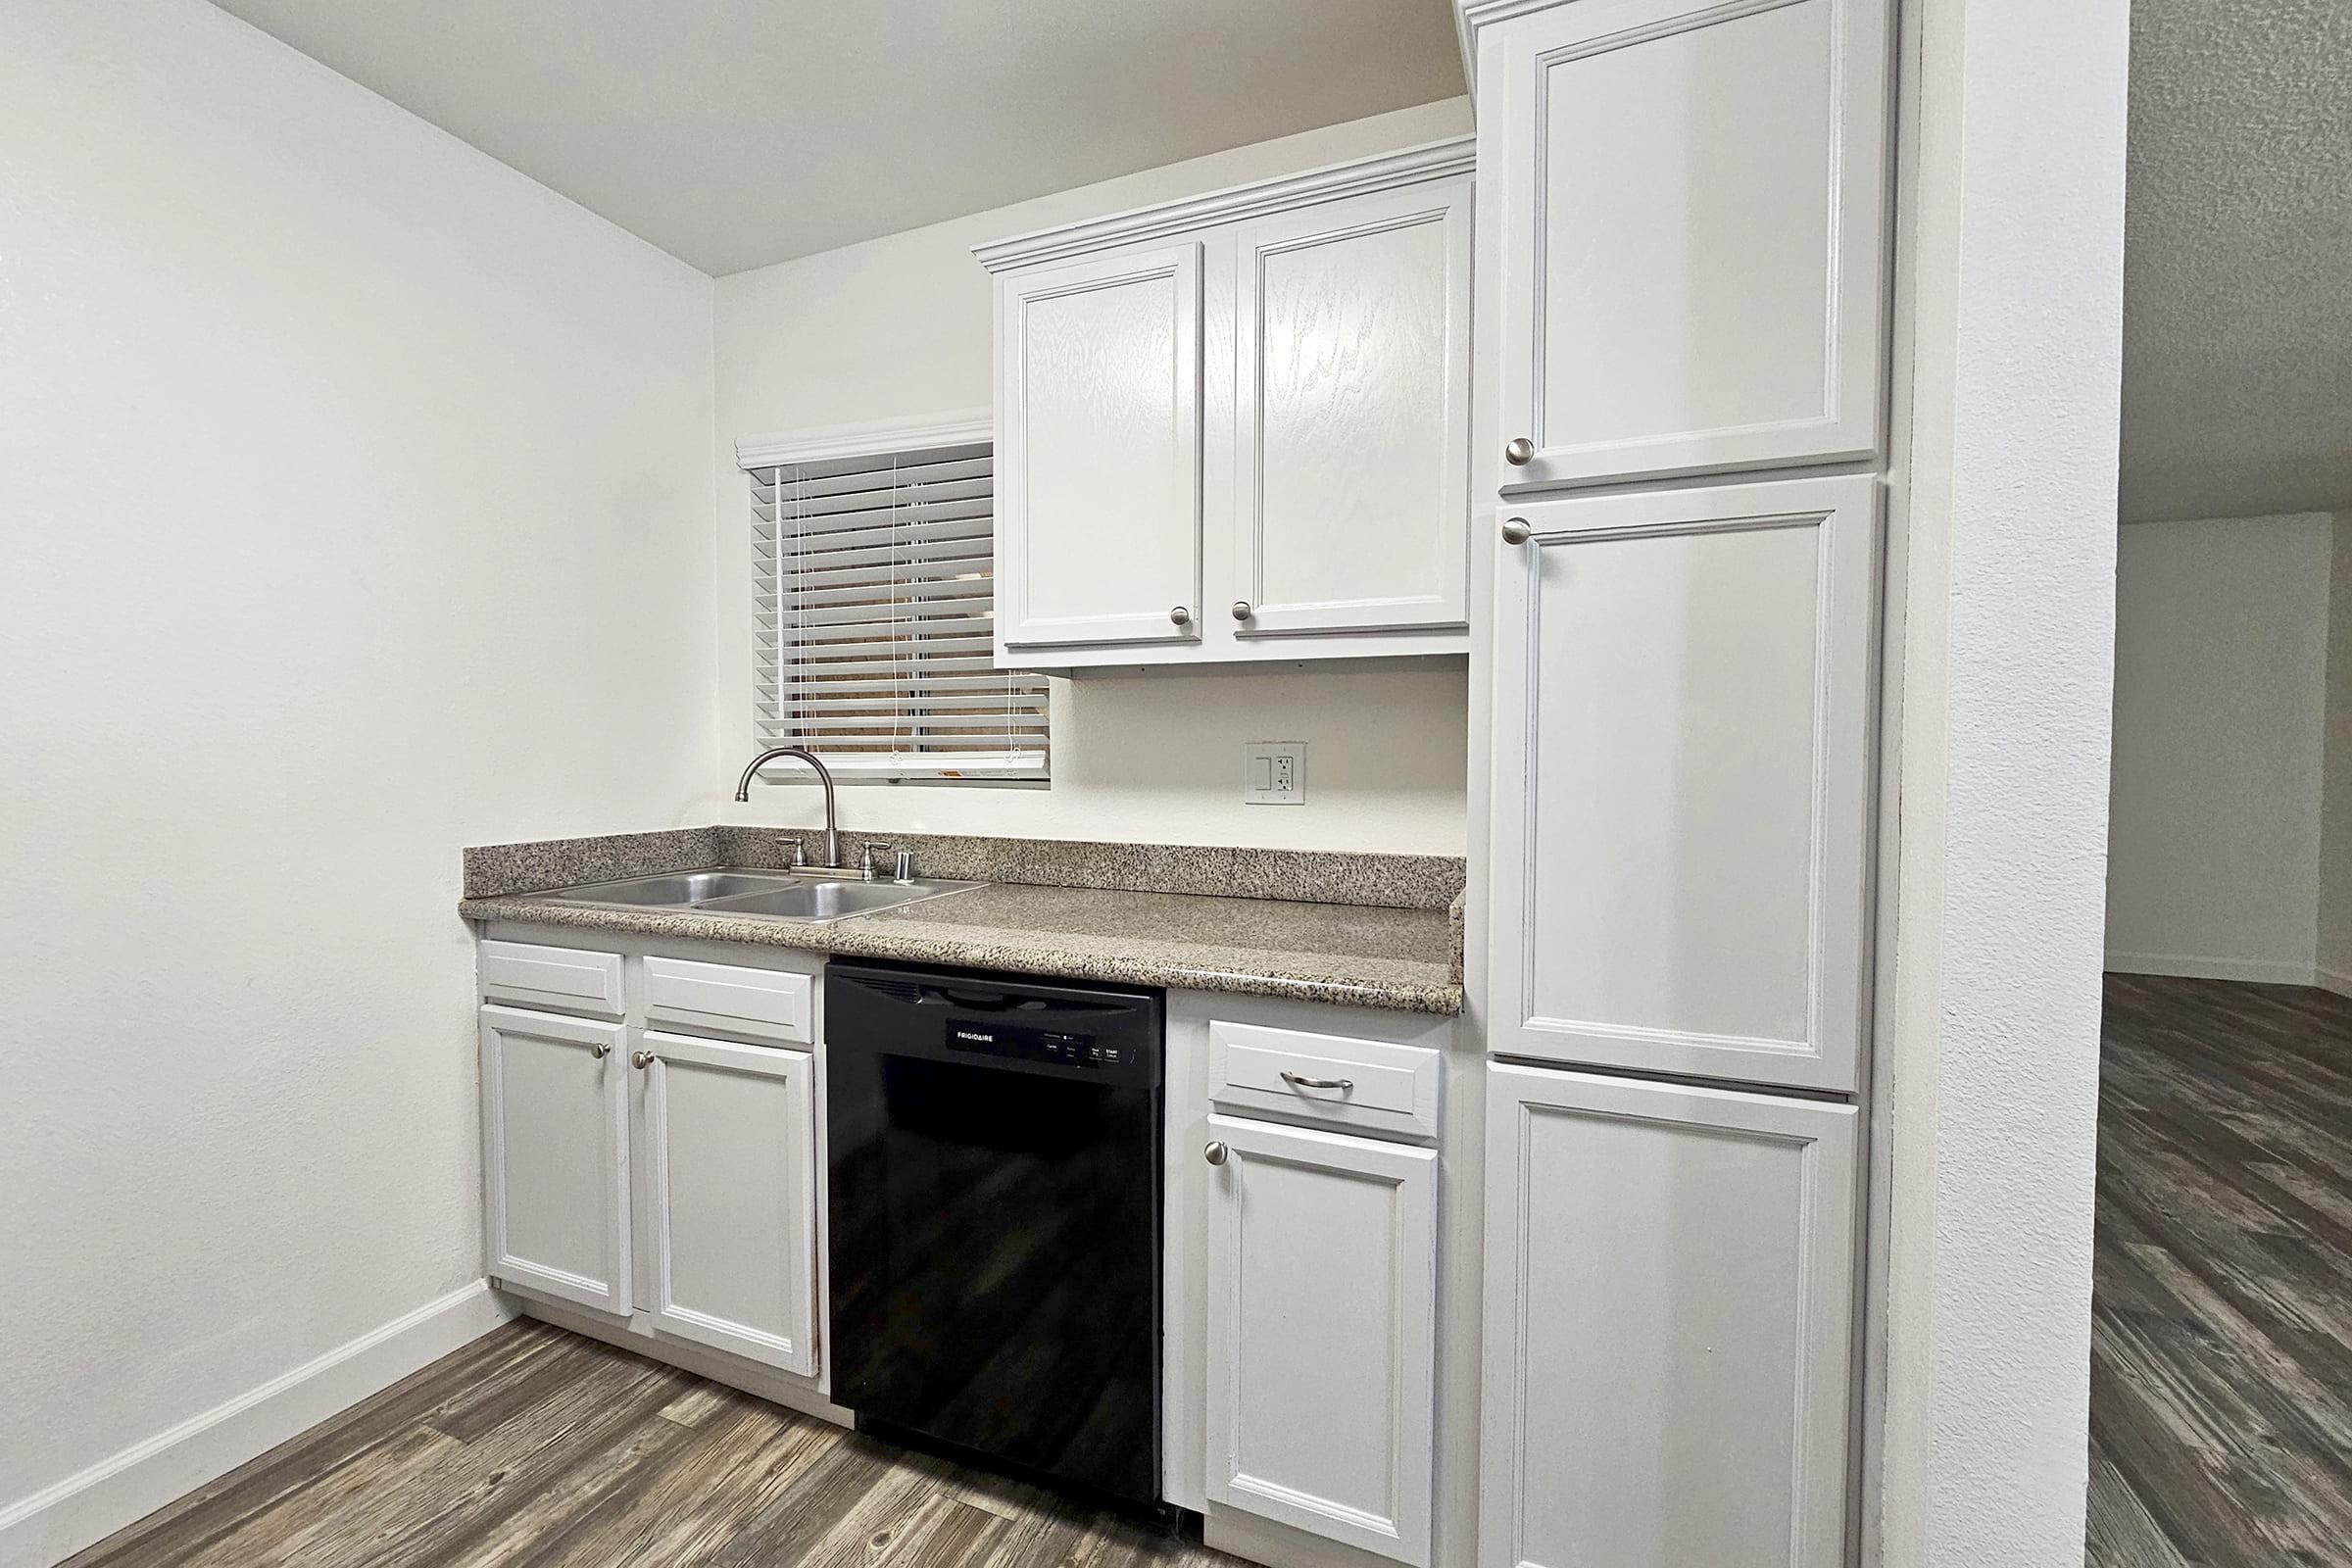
[479,940,623,1018]
[644,957,812,1046]
[1208,1021,1441,1142]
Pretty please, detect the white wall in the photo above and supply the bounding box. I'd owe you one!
[1875,0,2127,1563]
[2321,518,2352,991]
[709,99,1476,855]
[0,1,716,1554]
[2105,514,2333,983]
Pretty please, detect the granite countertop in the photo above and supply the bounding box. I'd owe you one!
[459,879,1463,1015]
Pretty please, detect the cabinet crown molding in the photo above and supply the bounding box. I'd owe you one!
[1453,0,1561,88]
[971,135,1475,275]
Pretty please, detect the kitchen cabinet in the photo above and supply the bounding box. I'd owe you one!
[480,1004,632,1316]
[1463,0,1891,491]
[1203,1112,1437,1567]
[978,137,1474,671]
[1486,472,1880,1093]
[1481,1063,1857,1568]
[634,1031,818,1376]
[995,242,1205,651]
[478,939,825,1387]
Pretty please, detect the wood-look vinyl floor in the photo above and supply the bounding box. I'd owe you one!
[2088,973,2352,1568]
[65,1321,1247,1568]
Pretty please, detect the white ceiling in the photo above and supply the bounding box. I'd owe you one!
[207,0,1465,277]
[2121,0,2352,522]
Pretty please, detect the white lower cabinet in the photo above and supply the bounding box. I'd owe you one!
[480,1004,632,1316]
[634,1031,818,1376]
[480,985,821,1383]
[1204,1112,1437,1567]
[1481,1063,1858,1568]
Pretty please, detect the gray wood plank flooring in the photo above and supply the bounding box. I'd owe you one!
[65,1323,1247,1568]
[2089,973,2352,1568]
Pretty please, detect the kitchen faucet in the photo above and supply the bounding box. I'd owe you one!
[734,746,843,870]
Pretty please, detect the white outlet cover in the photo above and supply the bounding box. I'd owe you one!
[1244,741,1306,806]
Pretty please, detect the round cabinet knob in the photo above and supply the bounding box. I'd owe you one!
[1231,601,1253,621]
[588,1042,612,1059]
[1501,517,1534,545]
[631,1050,655,1070]
[1504,437,1536,466]
[1203,1141,1229,1166]
[1169,606,1192,626]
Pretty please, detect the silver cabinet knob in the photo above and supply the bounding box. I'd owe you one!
[1204,1141,1229,1166]
[588,1042,611,1059]
[1231,601,1253,621]
[631,1050,655,1070]
[1501,517,1533,545]
[1170,606,1192,626]
[1504,437,1536,466]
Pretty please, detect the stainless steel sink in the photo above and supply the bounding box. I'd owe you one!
[540,866,980,922]
[544,869,804,906]
[698,879,975,920]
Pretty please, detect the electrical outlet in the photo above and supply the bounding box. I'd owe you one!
[1244,741,1306,806]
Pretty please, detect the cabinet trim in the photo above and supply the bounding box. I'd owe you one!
[974,137,1476,274]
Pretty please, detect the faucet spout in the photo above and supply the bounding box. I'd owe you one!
[734,746,842,869]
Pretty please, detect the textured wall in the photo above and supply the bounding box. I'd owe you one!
[0,0,716,1530]
[2106,515,2333,981]
[708,99,1477,856]
[2120,0,2352,522]
[2321,518,2352,990]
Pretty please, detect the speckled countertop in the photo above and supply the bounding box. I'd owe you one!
[459,830,1464,1014]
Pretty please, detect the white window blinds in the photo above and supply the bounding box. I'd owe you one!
[751,437,1048,779]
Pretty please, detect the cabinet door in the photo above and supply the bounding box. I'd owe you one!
[1488,473,1878,1091]
[1486,0,1889,489]
[1231,179,1471,637]
[635,1032,817,1376]
[997,242,1204,651]
[1204,1113,1436,1566]
[1482,1064,1857,1568]
[480,1004,630,1316]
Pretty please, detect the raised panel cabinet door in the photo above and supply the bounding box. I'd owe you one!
[1232,178,1472,637]
[480,1004,631,1316]
[1203,1113,1437,1566]
[1488,473,1879,1091]
[634,1032,817,1377]
[1481,1064,1858,1568]
[1485,0,1890,489]
[997,241,1204,651]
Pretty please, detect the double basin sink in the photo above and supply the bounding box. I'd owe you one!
[541,867,980,922]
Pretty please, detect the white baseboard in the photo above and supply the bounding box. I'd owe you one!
[0,1281,515,1568]
[2104,950,2320,986]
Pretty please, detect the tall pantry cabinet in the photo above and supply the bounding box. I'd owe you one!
[1459,1,1894,1566]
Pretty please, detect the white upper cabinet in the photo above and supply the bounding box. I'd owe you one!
[1467,0,1890,490]
[997,243,1204,650]
[979,139,1474,670]
[1487,473,1880,1092]
[1232,180,1472,638]
[1482,1063,1857,1568]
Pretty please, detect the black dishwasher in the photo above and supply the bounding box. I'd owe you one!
[825,959,1164,1503]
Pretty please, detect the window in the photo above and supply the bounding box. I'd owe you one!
[746,419,1048,780]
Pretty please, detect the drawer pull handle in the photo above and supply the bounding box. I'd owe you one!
[1281,1071,1354,1092]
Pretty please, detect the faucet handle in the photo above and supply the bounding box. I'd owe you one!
[860,842,891,881]
[781,838,805,869]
